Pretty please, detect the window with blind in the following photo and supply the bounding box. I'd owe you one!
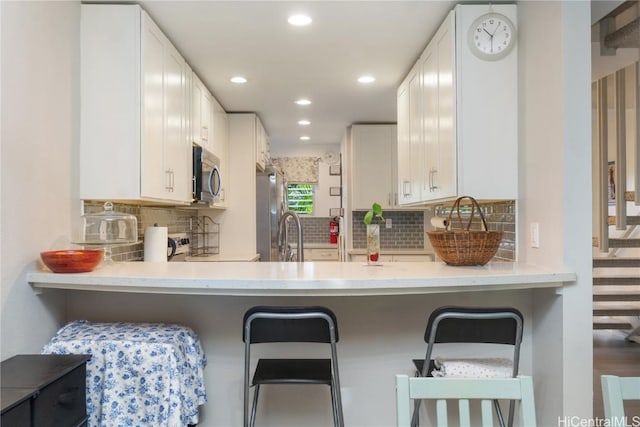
[287,184,314,215]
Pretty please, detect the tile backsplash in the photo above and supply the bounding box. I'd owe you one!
[350,200,516,261]
[287,216,335,244]
[83,199,516,261]
[351,211,425,249]
[82,201,194,262]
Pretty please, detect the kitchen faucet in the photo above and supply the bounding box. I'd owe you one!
[277,211,304,262]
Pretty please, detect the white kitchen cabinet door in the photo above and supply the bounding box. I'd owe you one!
[434,14,456,200]
[420,12,456,202]
[141,17,165,200]
[192,73,212,153]
[305,248,339,261]
[397,64,423,205]
[255,117,268,171]
[80,4,191,204]
[141,12,190,202]
[162,41,191,202]
[350,124,397,210]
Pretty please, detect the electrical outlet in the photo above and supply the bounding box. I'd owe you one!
[386,218,392,229]
[530,223,540,248]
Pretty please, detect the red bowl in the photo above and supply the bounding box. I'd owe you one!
[40,250,104,273]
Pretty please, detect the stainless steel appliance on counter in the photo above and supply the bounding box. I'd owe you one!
[168,233,190,261]
[256,167,287,261]
[192,145,221,205]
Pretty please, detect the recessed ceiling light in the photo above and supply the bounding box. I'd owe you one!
[288,14,312,26]
[230,76,247,84]
[357,75,376,84]
[300,136,311,141]
[298,120,311,126]
[295,99,312,106]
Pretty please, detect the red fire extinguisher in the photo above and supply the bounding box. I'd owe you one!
[329,217,339,244]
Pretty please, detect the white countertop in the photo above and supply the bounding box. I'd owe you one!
[28,261,575,297]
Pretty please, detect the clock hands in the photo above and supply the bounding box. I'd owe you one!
[483,20,504,53]
[482,26,495,53]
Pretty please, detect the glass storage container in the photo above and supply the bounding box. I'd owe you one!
[76,202,138,263]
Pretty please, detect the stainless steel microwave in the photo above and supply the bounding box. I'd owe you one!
[192,145,221,205]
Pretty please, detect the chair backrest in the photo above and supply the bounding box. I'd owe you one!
[425,306,523,345]
[396,375,537,427]
[243,305,339,344]
[601,375,640,420]
[421,306,523,378]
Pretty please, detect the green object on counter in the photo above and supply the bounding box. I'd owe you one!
[363,202,384,225]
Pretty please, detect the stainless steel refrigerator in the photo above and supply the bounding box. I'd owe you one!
[256,167,287,261]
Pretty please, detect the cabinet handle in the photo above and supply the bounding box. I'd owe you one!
[431,168,438,191]
[429,168,439,192]
[387,193,391,206]
[403,180,411,197]
[165,170,172,191]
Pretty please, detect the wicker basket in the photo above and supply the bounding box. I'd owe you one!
[427,196,503,266]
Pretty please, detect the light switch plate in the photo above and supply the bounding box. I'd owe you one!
[530,223,540,248]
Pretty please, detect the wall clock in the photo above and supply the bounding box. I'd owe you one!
[467,12,516,61]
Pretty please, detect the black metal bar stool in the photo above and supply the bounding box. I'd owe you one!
[242,306,344,427]
[411,306,523,427]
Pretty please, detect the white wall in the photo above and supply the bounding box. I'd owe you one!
[1,1,81,358]
[518,1,593,422]
[271,143,342,217]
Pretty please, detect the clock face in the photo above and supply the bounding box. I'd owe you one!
[468,13,516,61]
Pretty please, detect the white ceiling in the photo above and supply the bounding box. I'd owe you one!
[135,1,457,149]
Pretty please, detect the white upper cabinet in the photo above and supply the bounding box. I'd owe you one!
[397,63,423,205]
[192,73,213,153]
[421,12,456,202]
[349,124,398,210]
[397,4,518,204]
[80,4,191,204]
[255,118,269,171]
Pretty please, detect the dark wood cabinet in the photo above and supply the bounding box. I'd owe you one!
[1,354,90,427]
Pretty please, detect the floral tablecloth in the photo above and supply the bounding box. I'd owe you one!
[42,320,207,427]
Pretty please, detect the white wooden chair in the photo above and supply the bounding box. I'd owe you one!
[601,375,640,423]
[396,375,537,427]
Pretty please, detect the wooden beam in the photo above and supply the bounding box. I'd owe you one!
[604,17,640,49]
[615,68,627,230]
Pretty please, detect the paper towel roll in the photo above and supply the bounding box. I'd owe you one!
[144,226,168,262]
[430,217,450,229]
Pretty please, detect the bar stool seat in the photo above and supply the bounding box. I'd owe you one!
[253,358,332,384]
[42,320,207,427]
[243,306,344,427]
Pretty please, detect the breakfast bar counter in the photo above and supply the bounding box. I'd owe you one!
[26,262,579,426]
[28,261,575,296]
